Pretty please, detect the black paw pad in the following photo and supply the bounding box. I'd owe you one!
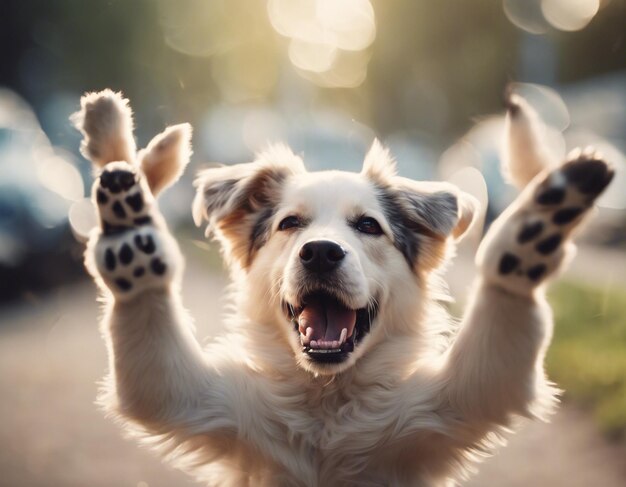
[536,187,565,205]
[119,243,134,265]
[97,190,108,205]
[134,216,152,226]
[103,222,130,236]
[150,257,167,276]
[536,234,562,255]
[125,193,144,212]
[100,171,117,192]
[115,278,132,291]
[517,221,544,243]
[499,253,520,275]
[100,169,136,194]
[133,266,145,278]
[135,235,156,254]
[104,248,116,271]
[112,201,127,219]
[563,159,614,195]
[527,264,547,282]
[553,207,584,225]
[118,171,135,190]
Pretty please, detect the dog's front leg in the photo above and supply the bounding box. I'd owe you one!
[85,163,233,435]
[441,145,613,425]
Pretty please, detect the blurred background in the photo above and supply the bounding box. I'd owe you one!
[0,0,625,486]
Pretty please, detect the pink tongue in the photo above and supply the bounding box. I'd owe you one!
[298,295,357,342]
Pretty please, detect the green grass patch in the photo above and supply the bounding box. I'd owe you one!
[547,281,626,438]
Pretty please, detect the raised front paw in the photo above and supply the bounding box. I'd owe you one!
[94,161,155,234]
[478,149,614,295]
[87,161,181,299]
[91,226,179,300]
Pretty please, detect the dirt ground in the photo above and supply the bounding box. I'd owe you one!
[1,248,625,487]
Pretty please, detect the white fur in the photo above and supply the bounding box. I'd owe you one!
[502,92,555,189]
[76,92,614,486]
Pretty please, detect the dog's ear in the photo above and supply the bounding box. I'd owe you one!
[362,140,478,242]
[193,145,306,268]
[138,124,192,196]
[362,140,479,273]
[395,179,479,241]
[382,179,479,274]
[71,90,137,168]
[361,139,398,182]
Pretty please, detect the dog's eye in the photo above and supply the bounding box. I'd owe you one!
[278,215,301,231]
[356,216,383,235]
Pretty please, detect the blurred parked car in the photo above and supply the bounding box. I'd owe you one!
[0,90,85,304]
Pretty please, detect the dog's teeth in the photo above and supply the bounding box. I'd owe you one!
[310,340,318,348]
[301,327,313,346]
[340,328,347,345]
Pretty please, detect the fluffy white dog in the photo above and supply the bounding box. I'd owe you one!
[73,90,613,486]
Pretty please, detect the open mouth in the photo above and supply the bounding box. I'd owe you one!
[284,292,378,364]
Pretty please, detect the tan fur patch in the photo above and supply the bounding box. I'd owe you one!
[139,124,192,195]
[71,89,136,167]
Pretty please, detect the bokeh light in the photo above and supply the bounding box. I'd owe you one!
[503,0,550,34]
[510,82,570,131]
[541,0,600,32]
[507,82,569,165]
[68,198,97,242]
[211,43,279,102]
[504,0,601,34]
[268,0,376,87]
[315,0,376,51]
[296,50,371,88]
[158,0,237,57]
[288,40,337,73]
[36,153,84,202]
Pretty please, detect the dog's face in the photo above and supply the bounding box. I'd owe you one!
[193,142,477,375]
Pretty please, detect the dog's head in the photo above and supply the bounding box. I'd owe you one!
[193,142,478,375]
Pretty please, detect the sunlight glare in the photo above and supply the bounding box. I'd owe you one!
[316,0,376,51]
[268,0,376,87]
[288,39,337,72]
[541,0,600,32]
[268,0,321,41]
[242,107,287,152]
[211,43,278,102]
[68,197,97,242]
[158,0,231,57]
[36,155,84,202]
[503,0,549,34]
[509,82,570,131]
[298,50,370,88]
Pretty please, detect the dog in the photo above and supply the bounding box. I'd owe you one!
[73,90,613,486]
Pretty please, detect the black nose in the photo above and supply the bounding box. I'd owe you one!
[299,240,346,273]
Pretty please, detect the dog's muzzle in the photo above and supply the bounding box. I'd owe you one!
[283,239,377,363]
[284,292,378,364]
